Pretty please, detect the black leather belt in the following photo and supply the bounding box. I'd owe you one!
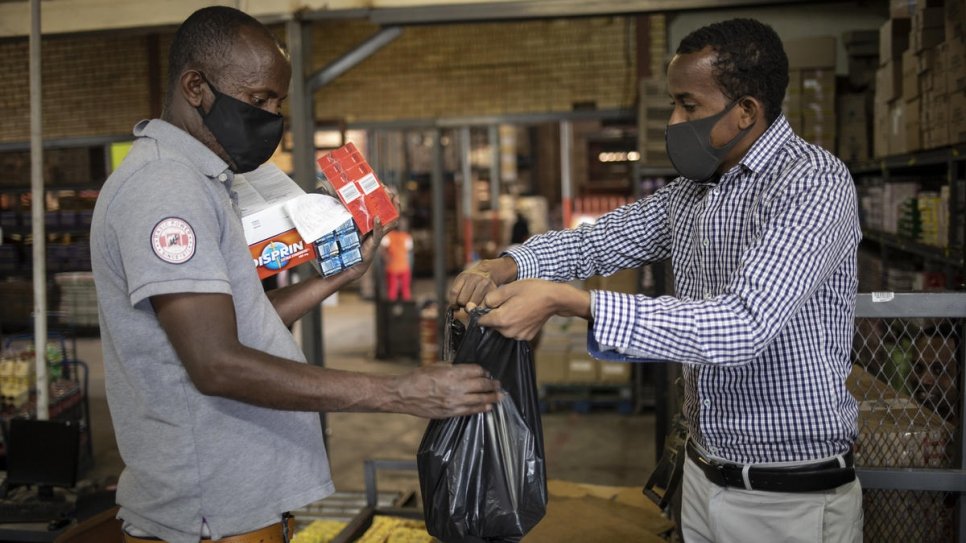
[686,440,855,492]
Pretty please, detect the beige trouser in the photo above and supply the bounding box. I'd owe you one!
[680,456,863,543]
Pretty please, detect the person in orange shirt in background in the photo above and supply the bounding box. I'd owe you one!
[381,217,414,301]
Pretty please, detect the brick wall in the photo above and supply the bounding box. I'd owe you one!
[311,17,637,122]
[0,33,152,142]
[0,15,638,143]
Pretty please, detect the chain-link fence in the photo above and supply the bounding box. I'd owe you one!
[852,293,965,543]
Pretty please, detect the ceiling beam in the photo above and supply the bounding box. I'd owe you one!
[0,0,822,38]
[367,0,819,25]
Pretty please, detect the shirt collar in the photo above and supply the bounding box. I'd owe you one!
[736,113,792,175]
[133,119,233,181]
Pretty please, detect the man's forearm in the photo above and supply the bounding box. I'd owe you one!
[267,272,356,326]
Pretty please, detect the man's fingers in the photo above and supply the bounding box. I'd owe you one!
[481,287,508,310]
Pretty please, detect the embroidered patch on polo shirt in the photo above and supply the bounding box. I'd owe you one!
[151,217,196,264]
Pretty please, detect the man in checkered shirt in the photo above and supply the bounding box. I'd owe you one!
[451,18,862,543]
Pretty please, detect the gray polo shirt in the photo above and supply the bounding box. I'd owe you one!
[90,119,334,543]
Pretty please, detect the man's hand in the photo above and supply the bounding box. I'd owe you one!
[449,256,518,310]
[476,279,591,341]
[344,217,389,281]
[390,363,501,419]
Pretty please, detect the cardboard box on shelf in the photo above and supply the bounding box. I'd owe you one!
[585,268,639,294]
[802,111,836,151]
[838,93,870,124]
[875,61,903,103]
[880,18,912,64]
[946,38,966,92]
[901,49,919,100]
[567,354,600,383]
[846,55,879,89]
[843,30,880,57]
[598,361,632,384]
[889,0,914,18]
[905,97,922,152]
[838,121,870,163]
[946,0,965,41]
[890,0,944,19]
[913,6,945,30]
[785,36,837,69]
[782,70,804,130]
[874,101,891,158]
[950,91,966,144]
[847,364,952,469]
[801,69,836,107]
[912,25,945,53]
[922,92,951,149]
[535,345,570,384]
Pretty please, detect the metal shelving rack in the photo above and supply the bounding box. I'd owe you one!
[849,145,966,289]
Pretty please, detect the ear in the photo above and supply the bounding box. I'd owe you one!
[737,96,762,129]
[180,70,207,108]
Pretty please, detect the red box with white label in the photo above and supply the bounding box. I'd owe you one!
[317,142,398,235]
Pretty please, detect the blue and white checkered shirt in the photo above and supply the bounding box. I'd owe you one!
[507,115,861,464]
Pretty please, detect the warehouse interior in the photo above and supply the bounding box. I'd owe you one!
[0,0,963,541]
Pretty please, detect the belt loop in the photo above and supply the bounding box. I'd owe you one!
[281,513,292,543]
[835,454,845,469]
[741,464,753,490]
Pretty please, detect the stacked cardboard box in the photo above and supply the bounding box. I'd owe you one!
[783,36,837,150]
[946,38,966,143]
[879,0,966,154]
[837,93,872,162]
[839,31,878,162]
[534,315,632,386]
[843,30,879,89]
[875,18,911,156]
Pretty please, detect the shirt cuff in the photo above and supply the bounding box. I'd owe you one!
[503,245,539,279]
[591,290,636,354]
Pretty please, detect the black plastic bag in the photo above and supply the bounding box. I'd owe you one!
[417,309,547,543]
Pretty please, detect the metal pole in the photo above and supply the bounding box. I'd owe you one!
[488,125,501,246]
[460,126,474,265]
[30,0,48,421]
[286,17,326,438]
[431,129,447,357]
[560,120,573,230]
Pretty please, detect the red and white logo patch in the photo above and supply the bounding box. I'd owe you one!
[151,217,196,264]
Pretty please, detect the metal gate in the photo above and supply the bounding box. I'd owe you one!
[852,293,966,542]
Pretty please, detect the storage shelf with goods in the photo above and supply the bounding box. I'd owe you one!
[854,0,966,291]
[0,140,120,332]
[0,332,94,472]
[850,144,966,291]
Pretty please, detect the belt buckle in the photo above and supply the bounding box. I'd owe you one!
[698,453,728,486]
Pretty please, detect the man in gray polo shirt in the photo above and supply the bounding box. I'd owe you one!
[90,7,500,543]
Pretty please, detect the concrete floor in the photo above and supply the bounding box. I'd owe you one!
[77,279,658,501]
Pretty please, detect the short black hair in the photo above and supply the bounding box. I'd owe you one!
[164,6,280,109]
[676,18,789,124]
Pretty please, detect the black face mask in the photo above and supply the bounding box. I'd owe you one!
[196,74,284,173]
[665,100,752,182]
